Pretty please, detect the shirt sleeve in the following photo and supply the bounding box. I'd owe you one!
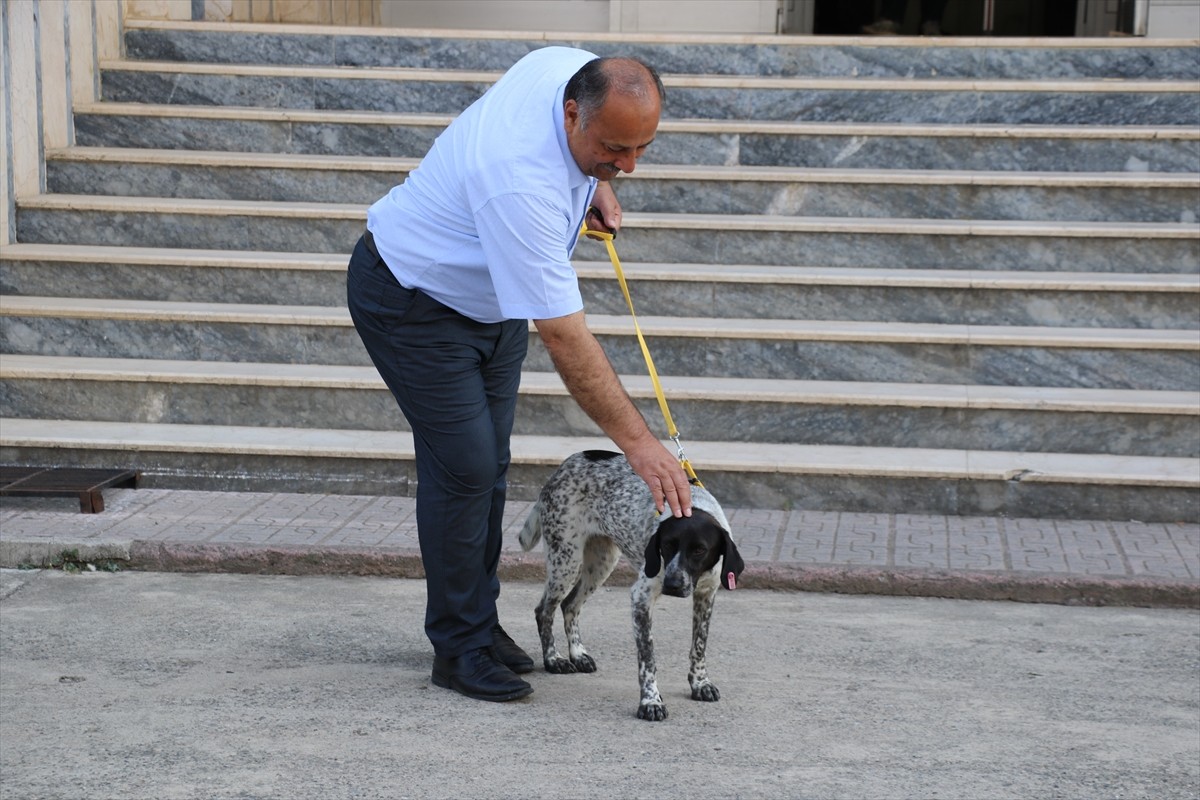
[473,192,585,321]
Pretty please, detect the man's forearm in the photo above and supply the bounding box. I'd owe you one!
[536,312,655,451]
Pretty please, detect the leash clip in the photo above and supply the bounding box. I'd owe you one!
[671,433,687,463]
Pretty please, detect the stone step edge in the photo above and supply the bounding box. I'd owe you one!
[124,17,1200,49]
[46,146,1200,189]
[74,102,1200,141]
[3,295,1196,350]
[6,355,1196,415]
[102,58,1200,93]
[3,419,1196,488]
[18,194,1200,238]
[4,243,1196,291]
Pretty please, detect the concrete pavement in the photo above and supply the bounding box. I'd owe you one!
[1,488,1197,607]
[1,568,1197,800]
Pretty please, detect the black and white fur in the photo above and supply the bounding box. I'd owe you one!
[519,450,744,721]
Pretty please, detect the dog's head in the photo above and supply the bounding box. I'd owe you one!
[642,510,745,598]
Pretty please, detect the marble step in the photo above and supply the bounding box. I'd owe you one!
[122,19,1200,80]
[15,196,1199,272]
[3,296,1196,390]
[44,147,1200,224]
[97,59,1200,125]
[72,103,1200,172]
[4,356,1196,458]
[3,418,1196,521]
[3,243,1197,329]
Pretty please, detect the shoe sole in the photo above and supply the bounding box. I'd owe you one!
[431,671,534,702]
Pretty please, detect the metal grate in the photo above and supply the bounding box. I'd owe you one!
[1,467,139,513]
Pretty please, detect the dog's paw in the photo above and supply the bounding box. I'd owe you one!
[690,680,721,702]
[570,652,597,673]
[544,656,577,674]
[636,700,668,721]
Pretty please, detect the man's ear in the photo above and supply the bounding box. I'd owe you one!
[563,98,581,132]
[720,531,745,590]
[643,529,662,578]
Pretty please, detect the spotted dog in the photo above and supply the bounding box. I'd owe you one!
[519,450,744,721]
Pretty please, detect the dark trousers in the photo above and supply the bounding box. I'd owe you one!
[346,233,528,658]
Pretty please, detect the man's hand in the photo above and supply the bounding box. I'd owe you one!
[624,437,693,519]
[585,181,622,237]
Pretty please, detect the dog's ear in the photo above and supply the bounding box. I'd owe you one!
[720,530,745,590]
[643,529,662,578]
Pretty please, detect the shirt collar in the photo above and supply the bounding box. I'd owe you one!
[554,84,594,191]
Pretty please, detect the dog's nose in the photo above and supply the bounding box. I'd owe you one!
[662,574,692,598]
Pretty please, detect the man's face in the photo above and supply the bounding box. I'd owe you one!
[564,92,660,181]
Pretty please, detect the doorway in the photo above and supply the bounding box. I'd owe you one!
[799,0,1141,36]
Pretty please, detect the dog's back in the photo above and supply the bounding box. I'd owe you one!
[518,449,729,562]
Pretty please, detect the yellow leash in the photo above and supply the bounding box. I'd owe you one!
[581,221,704,488]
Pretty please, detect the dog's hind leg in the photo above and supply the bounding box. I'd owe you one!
[631,575,667,721]
[560,537,620,673]
[534,540,584,674]
[687,578,721,702]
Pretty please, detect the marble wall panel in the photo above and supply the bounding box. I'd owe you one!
[46,162,398,205]
[702,132,1200,172]
[0,317,372,366]
[311,78,488,113]
[43,156,1200,223]
[25,377,1186,456]
[15,206,1200,273]
[3,255,1192,330]
[16,209,363,254]
[98,68,1200,124]
[616,179,1200,222]
[3,443,1195,518]
[125,29,337,65]
[122,28,1200,81]
[0,260,346,306]
[665,87,1200,125]
[613,228,1200,272]
[333,34,537,70]
[71,112,1199,173]
[1,381,407,432]
[74,114,446,158]
[523,332,1198,389]
[102,71,320,108]
[580,279,1200,329]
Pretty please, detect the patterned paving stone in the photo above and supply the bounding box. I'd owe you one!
[1,490,1197,601]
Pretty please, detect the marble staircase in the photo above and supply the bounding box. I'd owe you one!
[1,20,1198,521]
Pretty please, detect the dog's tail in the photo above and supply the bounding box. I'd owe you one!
[518,501,542,551]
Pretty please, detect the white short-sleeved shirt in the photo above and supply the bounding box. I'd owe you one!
[366,46,599,324]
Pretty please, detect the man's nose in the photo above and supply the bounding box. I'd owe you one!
[614,152,637,174]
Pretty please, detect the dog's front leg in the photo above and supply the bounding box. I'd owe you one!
[631,576,667,721]
[688,580,720,702]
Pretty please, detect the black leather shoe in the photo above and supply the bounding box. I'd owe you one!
[431,647,533,702]
[491,623,535,674]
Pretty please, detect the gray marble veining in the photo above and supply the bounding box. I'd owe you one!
[45,159,1200,223]
[4,378,1195,457]
[71,112,1200,173]
[16,207,1200,272]
[99,68,1200,125]
[124,28,1200,81]
[3,256,1196,330]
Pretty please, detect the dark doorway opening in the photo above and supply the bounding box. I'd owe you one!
[811,0,1091,37]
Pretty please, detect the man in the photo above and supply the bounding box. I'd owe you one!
[346,46,693,703]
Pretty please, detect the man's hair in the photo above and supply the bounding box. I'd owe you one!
[564,57,665,129]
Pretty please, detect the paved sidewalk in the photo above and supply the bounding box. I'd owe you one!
[1,488,1197,607]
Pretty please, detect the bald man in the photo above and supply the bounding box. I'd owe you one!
[347,48,692,703]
